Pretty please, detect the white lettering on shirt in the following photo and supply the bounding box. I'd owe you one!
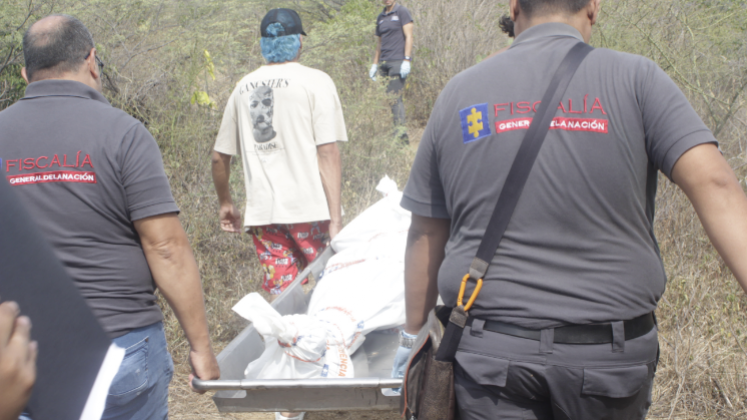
[7,170,97,186]
[494,117,608,134]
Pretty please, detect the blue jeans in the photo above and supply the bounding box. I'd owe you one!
[102,322,174,420]
[19,322,173,420]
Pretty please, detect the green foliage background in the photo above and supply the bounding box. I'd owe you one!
[2,0,747,417]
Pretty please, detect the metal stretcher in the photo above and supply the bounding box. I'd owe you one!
[192,247,403,412]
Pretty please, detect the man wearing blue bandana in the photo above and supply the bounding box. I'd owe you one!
[212,17,347,420]
[213,8,347,301]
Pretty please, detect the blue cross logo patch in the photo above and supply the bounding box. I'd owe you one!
[459,103,491,144]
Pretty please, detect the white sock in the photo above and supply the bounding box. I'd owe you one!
[275,412,305,420]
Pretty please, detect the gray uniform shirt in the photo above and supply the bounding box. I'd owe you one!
[402,23,717,329]
[0,80,179,337]
[376,4,413,62]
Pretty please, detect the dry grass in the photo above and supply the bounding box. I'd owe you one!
[3,0,747,418]
[646,127,747,417]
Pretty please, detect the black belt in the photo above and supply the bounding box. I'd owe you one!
[470,312,655,344]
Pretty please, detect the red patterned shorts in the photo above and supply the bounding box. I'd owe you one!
[250,221,330,295]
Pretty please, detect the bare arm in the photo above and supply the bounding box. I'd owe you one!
[134,213,220,391]
[211,150,241,233]
[402,22,414,59]
[317,142,343,238]
[373,36,382,65]
[672,143,747,293]
[404,215,450,334]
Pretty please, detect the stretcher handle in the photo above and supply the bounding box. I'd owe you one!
[192,377,403,392]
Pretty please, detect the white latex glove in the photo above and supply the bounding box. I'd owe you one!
[369,64,378,81]
[391,344,412,379]
[400,61,411,78]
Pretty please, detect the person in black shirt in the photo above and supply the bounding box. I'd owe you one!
[369,0,414,143]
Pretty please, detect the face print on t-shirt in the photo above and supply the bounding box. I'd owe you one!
[250,86,276,143]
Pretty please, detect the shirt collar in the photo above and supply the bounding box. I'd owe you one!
[381,3,400,16]
[511,22,584,48]
[21,79,110,105]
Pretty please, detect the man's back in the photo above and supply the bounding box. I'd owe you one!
[0,79,178,337]
[4,15,219,418]
[403,22,717,328]
[399,4,747,419]
[215,62,347,227]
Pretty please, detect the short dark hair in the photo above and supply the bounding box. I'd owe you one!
[23,15,94,80]
[518,0,591,17]
[499,15,515,38]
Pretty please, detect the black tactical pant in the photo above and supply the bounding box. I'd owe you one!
[378,60,407,141]
[455,321,658,419]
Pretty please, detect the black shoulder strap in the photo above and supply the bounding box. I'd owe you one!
[435,42,594,363]
[468,41,594,280]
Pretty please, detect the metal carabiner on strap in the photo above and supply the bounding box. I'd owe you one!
[457,274,483,312]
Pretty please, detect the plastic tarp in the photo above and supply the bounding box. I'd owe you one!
[233,176,410,380]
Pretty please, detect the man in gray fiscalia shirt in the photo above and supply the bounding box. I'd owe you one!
[394,0,747,418]
[0,14,219,419]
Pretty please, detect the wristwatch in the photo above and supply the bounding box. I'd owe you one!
[404,56,411,61]
[399,330,417,348]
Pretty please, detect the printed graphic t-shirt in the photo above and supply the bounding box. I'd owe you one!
[214,63,348,227]
[402,23,718,329]
[0,80,179,338]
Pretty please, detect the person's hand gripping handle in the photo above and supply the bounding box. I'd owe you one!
[388,330,417,395]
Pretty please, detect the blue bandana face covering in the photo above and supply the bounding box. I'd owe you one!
[261,23,301,63]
